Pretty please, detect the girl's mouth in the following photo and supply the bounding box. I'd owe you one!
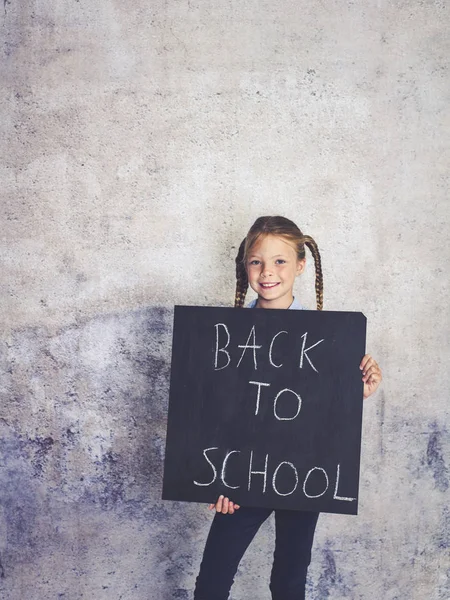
[259,282,280,289]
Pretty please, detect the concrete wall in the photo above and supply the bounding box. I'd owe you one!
[1,1,449,598]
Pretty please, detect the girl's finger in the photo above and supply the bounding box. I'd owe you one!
[229,501,235,514]
[362,365,379,382]
[363,369,382,397]
[222,497,229,514]
[208,504,215,510]
[362,360,380,377]
[370,370,382,383]
[215,495,224,512]
[360,354,371,371]
[361,357,376,375]
[234,504,240,510]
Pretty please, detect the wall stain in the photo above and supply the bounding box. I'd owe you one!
[426,421,449,492]
[30,435,55,477]
[0,429,40,556]
[316,543,336,598]
[315,540,352,599]
[96,450,125,509]
[1,430,55,478]
[435,506,450,550]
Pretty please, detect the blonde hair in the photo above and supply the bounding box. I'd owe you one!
[234,216,323,310]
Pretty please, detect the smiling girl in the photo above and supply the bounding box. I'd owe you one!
[193,216,382,600]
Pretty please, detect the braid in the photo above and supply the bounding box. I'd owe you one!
[303,236,324,311]
[234,238,248,308]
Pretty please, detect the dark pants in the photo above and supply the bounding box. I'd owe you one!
[194,507,320,600]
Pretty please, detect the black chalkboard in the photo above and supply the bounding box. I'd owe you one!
[162,305,366,515]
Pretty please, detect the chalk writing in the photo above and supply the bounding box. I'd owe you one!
[221,450,241,490]
[162,305,366,515]
[214,323,231,370]
[248,450,268,493]
[237,325,262,370]
[193,447,218,486]
[333,463,356,502]
[272,461,299,496]
[273,388,302,421]
[303,467,329,499]
[214,323,324,373]
[299,332,324,373]
[193,447,355,503]
[269,330,288,368]
[249,380,271,415]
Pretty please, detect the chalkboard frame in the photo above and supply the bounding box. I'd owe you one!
[162,305,366,515]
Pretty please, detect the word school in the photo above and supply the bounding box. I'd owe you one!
[193,448,355,503]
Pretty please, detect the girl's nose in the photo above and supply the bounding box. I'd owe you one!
[261,265,273,277]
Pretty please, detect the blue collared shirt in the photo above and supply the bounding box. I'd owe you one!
[246,297,306,310]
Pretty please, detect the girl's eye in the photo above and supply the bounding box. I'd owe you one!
[249,260,260,266]
[275,259,286,264]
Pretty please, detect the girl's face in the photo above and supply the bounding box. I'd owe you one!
[246,234,305,309]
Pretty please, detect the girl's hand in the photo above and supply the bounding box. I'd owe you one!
[208,495,240,514]
[360,354,382,398]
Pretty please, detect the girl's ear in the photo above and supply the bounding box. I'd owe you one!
[296,258,306,276]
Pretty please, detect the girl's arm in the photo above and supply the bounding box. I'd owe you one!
[360,354,382,398]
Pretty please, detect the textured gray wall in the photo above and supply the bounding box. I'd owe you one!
[1,1,449,599]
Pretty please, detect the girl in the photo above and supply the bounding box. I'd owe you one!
[193,216,382,600]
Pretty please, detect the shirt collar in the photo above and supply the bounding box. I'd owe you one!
[246,297,305,310]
